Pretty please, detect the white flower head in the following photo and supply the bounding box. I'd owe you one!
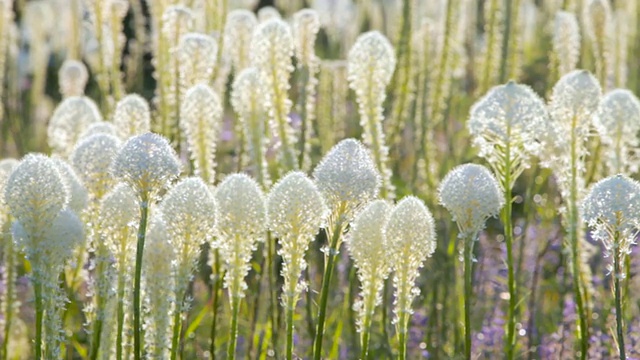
[113,94,151,139]
[347,31,396,98]
[112,133,181,200]
[51,157,88,214]
[312,139,381,222]
[178,32,218,87]
[292,9,320,67]
[552,11,580,75]
[71,133,122,199]
[79,121,118,140]
[582,174,640,260]
[5,154,69,237]
[58,59,89,97]
[224,9,258,72]
[439,164,505,236]
[549,70,602,129]
[47,96,102,157]
[597,89,640,174]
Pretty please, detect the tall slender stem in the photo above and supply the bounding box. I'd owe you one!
[133,194,150,360]
[502,124,516,360]
[464,233,476,360]
[359,269,379,360]
[1,234,15,360]
[34,280,43,360]
[614,233,626,360]
[312,220,344,360]
[170,304,183,360]
[227,297,241,360]
[209,249,222,359]
[286,302,295,360]
[116,268,126,360]
[570,115,588,359]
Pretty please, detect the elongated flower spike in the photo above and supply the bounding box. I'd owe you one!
[180,84,222,185]
[347,199,392,359]
[71,133,122,202]
[0,158,18,358]
[4,154,72,360]
[585,0,612,89]
[597,90,640,175]
[142,216,175,360]
[160,177,216,359]
[251,18,298,172]
[47,96,102,158]
[111,132,180,360]
[311,138,380,360]
[439,163,505,237]
[113,94,151,139]
[230,67,270,188]
[438,163,504,359]
[386,196,436,360]
[582,174,640,359]
[214,173,266,360]
[257,6,281,22]
[348,31,396,199]
[58,59,89,97]
[224,10,258,73]
[552,11,581,77]
[178,32,218,89]
[267,171,328,360]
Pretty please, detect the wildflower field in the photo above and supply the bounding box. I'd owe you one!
[1,0,640,359]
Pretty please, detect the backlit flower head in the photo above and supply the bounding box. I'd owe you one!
[439,164,505,236]
[224,9,258,72]
[597,89,640,175]
[552,11,580,76]
[582,174,640,263]
[112,133,181,200]
[47,96,102,157]
[312,139,381,222]
[99,183,139,269]
[257,6,280,22]
[468,81,548,189]
[347,31,396,101]
[292,9,320,67]
[58,59,89,97]
[178,32,218,88]
[113,94,151,139]
[180,84,222,185]
[5,154,69,237]
[0,158,18,225]
[215,173,266,299]
[79,121,118,140]
[52,157,88,214]
[71,133,122,199]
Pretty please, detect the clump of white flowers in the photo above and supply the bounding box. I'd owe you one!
[112,94,151,139]
[386,196,436,360]
[58,59,89,97]
[224,10,258,73]
[180,84,222,185]
[439,163,505,237]
[347,199,392,359]
[597,89,640,175]
[71,133,122,202]
[47,96,102,157]
[581,174,640,359]
[231,67,270,187]
[178,32,218,89]
[468,81,548,189]
[5,154,83,359]
[0,158,18,357]
[79,121,118,140]
[267,171,327,359]
[112,133,181,201]
[251,18,297,171]
[552,11,580,76]
[348,31,396,199]
[215,173,266,360]
[51,158,88,214]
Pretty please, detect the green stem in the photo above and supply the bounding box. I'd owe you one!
[312,220,344,360]
[614,234,626,360]
[464,233,476,360]
[116,269,125,360]
[209,249,222,359]
[397,264,409,360]
[570,115,589,359]
[133,194,150,360]
[360,271,379,360]
[227,297,241,360]
[267,233,280,357]
[34,280,43,360]
[2,237,15,360]
[502,123,516,360]
[170,303,183,360]
[499,0,513,83]
[286,302,294,360]
[90,318,103,360]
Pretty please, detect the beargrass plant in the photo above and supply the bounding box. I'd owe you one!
[386,196,436,360]
[267,171,328,360]
[438,163,505,360]
[582,175,640,360]
[160,177,216,360]
[47,96,102,158]
[543,70,602,359]
[251,18,298,172]
[551,12,580,81]
[4,154,84,360]
[112,133,180,360]
[347,31,396,200]
[311,139,381,360]
[585,0,612,90]
[468,81,548,359]
[223,10,258,74]
[58,59,89,98]
[214,173,266,360]
[597,89,640,176]
[292,9,320,171]
[113,94,152,140]
[0,159,17,360]
[346,199,392,360]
